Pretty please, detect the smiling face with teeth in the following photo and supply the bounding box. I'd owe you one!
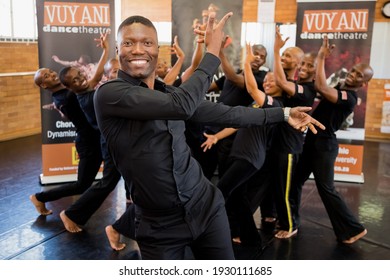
[62,67,90,94]
[297,53,316,83]
[117,18,159,88]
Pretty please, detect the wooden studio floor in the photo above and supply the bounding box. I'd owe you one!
[0,134,390,260]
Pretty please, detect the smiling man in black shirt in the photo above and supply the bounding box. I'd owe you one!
[290,35,374,245]
[94,13,324,260]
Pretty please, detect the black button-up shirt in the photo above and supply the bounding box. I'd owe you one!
[94,53,284,210]
[52,88,99,142]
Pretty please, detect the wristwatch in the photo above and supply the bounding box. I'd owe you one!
[283,107,291,122]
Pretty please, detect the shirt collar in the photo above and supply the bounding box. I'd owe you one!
[118,69,167,92]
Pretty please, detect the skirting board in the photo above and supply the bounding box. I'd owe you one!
[39,172,103,185]
[309,172,364,184]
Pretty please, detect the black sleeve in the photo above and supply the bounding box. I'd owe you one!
[189,100,284,128]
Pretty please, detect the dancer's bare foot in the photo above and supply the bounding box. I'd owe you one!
[29,195,52,215]
[275,229,298,239]
[105,225,126,251]
[342,229,367,244]
[60,210,82,233]
[263,217,276,223]
[232,237,242,244]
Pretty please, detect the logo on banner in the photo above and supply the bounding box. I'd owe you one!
[335,145,363,175]
[72,146,80,165]
[300,9,369,40]
[43,2,111,34]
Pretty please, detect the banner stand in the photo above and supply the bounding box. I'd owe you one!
[334,173,364,184]
[309,173,364,184]
[296,0,376,184]
[39,172,103,186]
[36,0,116,184]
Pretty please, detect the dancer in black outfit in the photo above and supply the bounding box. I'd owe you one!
[270,27,317,239]
[210,41,268,177]
[30,68,102,215]
[291,35,373,244]
[211,43,285,245]
[57,31,125,233]
[93,14,323,260]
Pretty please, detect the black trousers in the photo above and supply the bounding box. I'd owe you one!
[135,184,234,260]
[35,136,102,202]
[64,152,122,225]
[270,150,300,232]
[217,158,262,244]
[291,136,365,241]
[112,202,136,239]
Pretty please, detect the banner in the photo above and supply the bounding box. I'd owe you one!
[171,0,243,72]
[36,0,116,184]
[296,0,376,183]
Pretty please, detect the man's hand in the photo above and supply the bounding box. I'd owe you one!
[245,42,258,64]
[194,11,233,57]
[274,25,289,53]
[95,30,110,50]
[318,35,336,60]
[287,106,325,134]
[171,35,185,60]
[200,132,218,152]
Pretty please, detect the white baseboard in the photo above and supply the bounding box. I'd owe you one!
[39,172,103,185]
[309,172,364,184]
